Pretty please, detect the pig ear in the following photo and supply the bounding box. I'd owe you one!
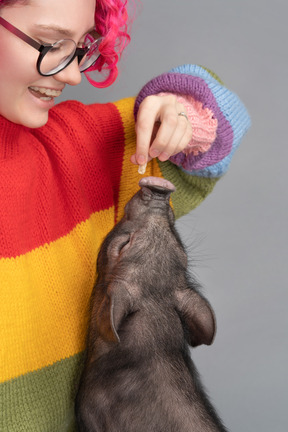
[175,288,216,347]
[96,283,133,343]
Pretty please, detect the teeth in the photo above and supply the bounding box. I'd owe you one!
[29,86,62,97]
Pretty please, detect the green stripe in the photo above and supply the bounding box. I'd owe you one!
[158,161,218,219]
[199,65,225,85]
[0,352,84,432]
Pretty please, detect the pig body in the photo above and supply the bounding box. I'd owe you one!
[76,177,228,432]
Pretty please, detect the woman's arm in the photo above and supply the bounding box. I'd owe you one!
[134,64,251,178]
[130,64,251,218]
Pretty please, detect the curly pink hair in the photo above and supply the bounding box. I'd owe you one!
[0,0,132,88]
[88,0,131,88]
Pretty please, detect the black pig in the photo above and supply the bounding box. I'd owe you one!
[76,176,228,432]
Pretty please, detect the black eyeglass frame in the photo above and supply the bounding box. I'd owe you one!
[0,16,102,76]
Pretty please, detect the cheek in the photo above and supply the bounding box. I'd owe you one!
[0,38,38,87]
[0,58,23,92]
[0,44,20,119]
[0,39,42,125]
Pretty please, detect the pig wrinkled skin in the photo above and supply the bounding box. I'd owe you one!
[75,176,228,432]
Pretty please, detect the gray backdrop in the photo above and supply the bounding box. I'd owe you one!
[58,1,287,430]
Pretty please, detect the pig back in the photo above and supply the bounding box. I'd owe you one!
[76,298,227,432]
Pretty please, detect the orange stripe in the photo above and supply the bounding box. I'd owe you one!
[0,208,114,382]
[113,98,164,223]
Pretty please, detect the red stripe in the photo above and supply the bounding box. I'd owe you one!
[0,101,125,258]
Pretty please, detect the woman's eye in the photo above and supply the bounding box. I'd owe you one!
[37,39,51,46]
[50,45,61,52]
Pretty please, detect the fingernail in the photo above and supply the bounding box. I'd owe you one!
[137,154,146,165]
[150,149,160,158]
[159,152,169,161]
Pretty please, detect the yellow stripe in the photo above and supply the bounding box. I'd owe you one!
[112,98,164,222]
[0,208,114,382]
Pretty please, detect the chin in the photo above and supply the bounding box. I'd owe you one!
[1,108,49,129]
[25,115,49,129]
[16,111,49,129]
[1,97,52,128]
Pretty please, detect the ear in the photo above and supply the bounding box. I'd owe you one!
[95,283,134,343]
[175,288,216,347]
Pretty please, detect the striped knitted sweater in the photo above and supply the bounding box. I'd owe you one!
[0,66,250,431]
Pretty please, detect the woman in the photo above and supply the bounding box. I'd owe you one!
[0,0,250,430]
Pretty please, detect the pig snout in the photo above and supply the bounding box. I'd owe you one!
[139,176,175,192]
[139,176,176,201]
[122,176,176,222]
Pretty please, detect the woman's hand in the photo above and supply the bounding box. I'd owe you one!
[130,94,193,168]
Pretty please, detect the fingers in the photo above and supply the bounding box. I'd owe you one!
[151,109,193,162]
[133,96,162,166]
[132,94,193,167]
[130,153,152,165]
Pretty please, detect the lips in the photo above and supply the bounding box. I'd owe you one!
[29,86,62,100]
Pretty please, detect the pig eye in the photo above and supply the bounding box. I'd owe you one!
[116,234,131,254]
[109,234,131,259]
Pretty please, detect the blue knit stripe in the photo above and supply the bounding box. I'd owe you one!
[170,65,251,177]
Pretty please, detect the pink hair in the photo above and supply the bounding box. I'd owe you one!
[86,0,132,88]
[0,0,133,88]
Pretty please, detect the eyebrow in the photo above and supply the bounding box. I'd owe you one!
[34,24,95,38]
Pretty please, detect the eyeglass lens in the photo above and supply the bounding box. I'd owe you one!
[79,41,101,72]
[40,39,76,75]
[39,38,101,76]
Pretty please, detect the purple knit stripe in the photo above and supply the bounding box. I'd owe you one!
[134,73,233,170]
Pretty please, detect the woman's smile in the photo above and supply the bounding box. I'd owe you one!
[28,86,63,100]
[0,0,95,127]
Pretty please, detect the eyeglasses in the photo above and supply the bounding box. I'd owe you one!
[0,17,103,76]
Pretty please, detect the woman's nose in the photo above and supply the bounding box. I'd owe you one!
[53,58,82,86]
